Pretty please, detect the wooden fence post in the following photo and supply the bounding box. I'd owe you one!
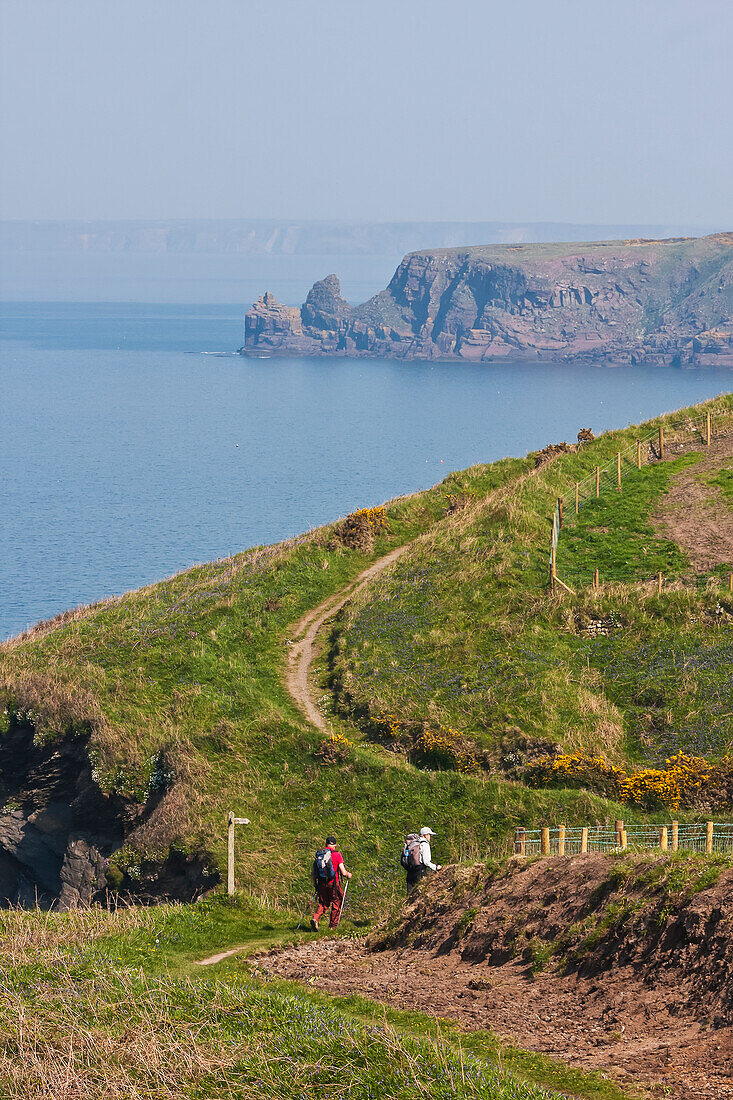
[657,572,663,595]
[541,827,550,855]
[616,452,622,490]
[706,821,714,854]
[575,482,579,515]
[621,829,628,850]
[581,827,588,854]
[636,440,642,469]
[593,568,599,590]
[706,410,711,446]
[515,828,526,856]
[595,465,600,498]
[615,819,623,847]
[558,825,566,856]
[558,497,564,529]
[671,821,678,851]
[658,425,665,460]
[659,826,668,852]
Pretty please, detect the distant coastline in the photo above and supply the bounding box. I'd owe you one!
[243,233,733,366]
[0,217,717,257]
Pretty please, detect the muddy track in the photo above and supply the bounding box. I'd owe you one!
[286,546,409,734]
[652,434,733,572]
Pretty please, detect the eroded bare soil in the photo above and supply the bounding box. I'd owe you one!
[256,856,733,1099]
[652,435,733,571]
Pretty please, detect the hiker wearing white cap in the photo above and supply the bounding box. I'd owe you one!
[401,826,442,894]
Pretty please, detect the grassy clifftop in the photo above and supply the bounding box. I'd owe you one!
[1,394,731,907]
[332,396,733,796]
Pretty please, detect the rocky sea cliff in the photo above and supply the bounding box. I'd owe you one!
[243,233,733,365]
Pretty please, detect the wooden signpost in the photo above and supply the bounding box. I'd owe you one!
[227,811,251,895]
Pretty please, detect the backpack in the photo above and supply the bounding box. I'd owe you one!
[400,834,423,871]
[313,848,335,884]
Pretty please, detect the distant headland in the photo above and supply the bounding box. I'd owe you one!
[243,233,733,365]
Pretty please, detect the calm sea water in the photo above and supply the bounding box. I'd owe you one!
[1,300,731,640]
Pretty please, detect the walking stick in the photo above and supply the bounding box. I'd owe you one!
[333,878,348,928]
[295,890,316,932]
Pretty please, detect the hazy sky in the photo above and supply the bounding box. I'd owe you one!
[1,0,731,226]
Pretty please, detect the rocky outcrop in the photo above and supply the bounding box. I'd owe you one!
[243,233,733,364]
[0,719,217,908]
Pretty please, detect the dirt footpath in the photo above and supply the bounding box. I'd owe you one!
[286,546,407,734]
[257,936,733,1099]
[652,434,733,571]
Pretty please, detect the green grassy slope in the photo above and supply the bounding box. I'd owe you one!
[0,455,629,908]
[0,897,641,1100]
[1,396,731,905]
[332,396,733,783]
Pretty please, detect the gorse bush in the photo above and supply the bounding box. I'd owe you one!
[331,506,389,551]
[413,727,477,774]
[530,750,733,812]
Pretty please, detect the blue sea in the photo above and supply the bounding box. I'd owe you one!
[1,296,731,640]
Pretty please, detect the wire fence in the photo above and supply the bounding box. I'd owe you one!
[548,406,733,593]
[515,820,733,857]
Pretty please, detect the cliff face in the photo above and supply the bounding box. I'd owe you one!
[243,233,733,364]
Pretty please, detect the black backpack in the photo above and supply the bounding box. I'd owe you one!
[313,848,335,884]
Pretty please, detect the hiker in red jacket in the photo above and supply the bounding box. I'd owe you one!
[310,836,352,931]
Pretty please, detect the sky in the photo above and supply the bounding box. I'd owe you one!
[1,0,731,227]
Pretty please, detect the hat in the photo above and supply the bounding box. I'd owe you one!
[420,827,436,837]
[325,835,337,846]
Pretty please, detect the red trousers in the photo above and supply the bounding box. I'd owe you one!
[313,879,343,928]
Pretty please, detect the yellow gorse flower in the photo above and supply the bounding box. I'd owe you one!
[533,749,726,811]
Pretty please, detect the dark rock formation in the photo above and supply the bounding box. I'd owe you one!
[0,719,217,908]
[243,234,733,365]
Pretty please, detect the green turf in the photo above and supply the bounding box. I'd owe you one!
[331,396,733,773]
[710,465,733,503]
[0,896,642,1099]
[559,452,699,587]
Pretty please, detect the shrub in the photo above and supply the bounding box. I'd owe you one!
[314,732,353,765]
[412,727,477,774]
[330,507,389,551]
[530,749,733,811]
